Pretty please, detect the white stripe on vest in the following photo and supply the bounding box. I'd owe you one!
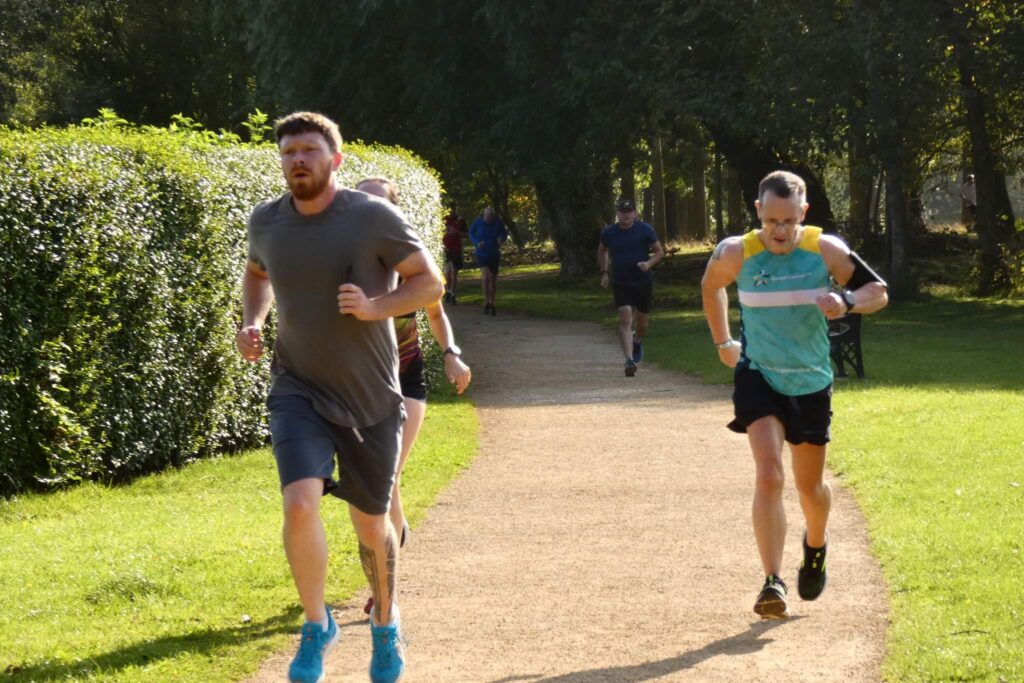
[738,287,830,307]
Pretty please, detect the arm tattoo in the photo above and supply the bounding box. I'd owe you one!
[711,240,729,261]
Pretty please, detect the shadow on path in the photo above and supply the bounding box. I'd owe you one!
[487,618,799,683]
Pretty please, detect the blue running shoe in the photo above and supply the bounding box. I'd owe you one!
[632,338,644,363]
[369,609,406,683]
[288,608,339,683]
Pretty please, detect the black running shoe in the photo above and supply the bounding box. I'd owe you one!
[632,339,644,363]
[490,305,496,316]
[625,359,637,377]
[754,574,789,619]
[483,304,491,315]
[798,533,828,601]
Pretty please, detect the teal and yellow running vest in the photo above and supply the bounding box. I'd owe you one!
[737,227,832,396]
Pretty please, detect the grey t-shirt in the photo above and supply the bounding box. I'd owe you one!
[247,188,424,428]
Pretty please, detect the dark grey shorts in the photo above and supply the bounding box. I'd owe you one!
[267,394,404,515]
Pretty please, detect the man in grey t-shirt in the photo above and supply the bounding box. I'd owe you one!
[237,112,442,683]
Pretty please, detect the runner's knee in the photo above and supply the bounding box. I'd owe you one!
[351,511,392,545]
[795,476,830,500]
[754,463,785,497]
[282,488,321,524]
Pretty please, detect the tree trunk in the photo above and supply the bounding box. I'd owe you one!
[942,1,1016,292]
[848,126,874,228]
[690,151,708,240]
[707,126,836,230]
[618,144,636,203]
[714,148,725,241]
[727,166,744,233]
[642,186,653,224]
[883,153,911,298]
[649,134,668,244]
[665,188,680,240]
[535,167,609,278]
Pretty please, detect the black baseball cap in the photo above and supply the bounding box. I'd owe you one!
[616,197,636,212]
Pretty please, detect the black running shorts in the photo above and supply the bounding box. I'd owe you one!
[267,394,404,514]
[728,365,832,446]
[612,282,653,314]
[444,249,464,269]
[399,355,428,402]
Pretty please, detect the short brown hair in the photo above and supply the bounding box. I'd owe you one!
[758,170,806,202]
[356,176,400,206]
[273,111,343,154]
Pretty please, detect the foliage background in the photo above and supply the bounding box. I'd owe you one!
[0,117,443,496]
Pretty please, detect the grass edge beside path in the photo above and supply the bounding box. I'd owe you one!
[0,395,477,683]
[458,263,1024,683]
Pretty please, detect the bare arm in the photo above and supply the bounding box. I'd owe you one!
[338,249,445,321]
[424,300,456,350]
[638,240,665,272]
[818,235,889,317]
[700,238,743,367]
[425,301,472,394]
[598,243,610,288]
[238,260,273,362]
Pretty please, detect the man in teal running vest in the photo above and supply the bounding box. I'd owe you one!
[700,170,888,619]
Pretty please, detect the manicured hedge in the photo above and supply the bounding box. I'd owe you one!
[0,121,443,496]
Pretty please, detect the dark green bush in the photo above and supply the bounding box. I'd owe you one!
[0,121,443,496]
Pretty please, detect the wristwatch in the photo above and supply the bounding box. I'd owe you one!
[715,339,739,350]
[443,345,462,358]
[841,289,857,313]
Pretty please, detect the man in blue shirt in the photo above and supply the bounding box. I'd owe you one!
[469,206,508,315]
[598,197,664,376]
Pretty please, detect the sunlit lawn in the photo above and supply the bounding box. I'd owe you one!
[0,392,477,682]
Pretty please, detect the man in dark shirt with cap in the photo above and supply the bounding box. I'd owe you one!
[598,197,665,376]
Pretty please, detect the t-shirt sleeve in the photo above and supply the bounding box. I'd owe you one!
[599,227,610,248]
[645,224,658,245]
[375,205,426,269]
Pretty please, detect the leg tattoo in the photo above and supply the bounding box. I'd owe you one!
[360,532,398,623]
[359,541,380,604]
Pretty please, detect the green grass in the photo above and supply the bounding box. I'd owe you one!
[0,391,477,682]
[464,252,1024,682]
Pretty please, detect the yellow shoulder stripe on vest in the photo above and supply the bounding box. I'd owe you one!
[799,226,823,253]
[742,230,764,259]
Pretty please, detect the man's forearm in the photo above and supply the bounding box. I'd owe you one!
[701,285,732,342]
[372,271,444,319]
[848,282,888,315]
[425,303,454,349]
[242,269,273,328]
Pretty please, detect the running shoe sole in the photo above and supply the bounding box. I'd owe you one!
[753,593,789,619]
